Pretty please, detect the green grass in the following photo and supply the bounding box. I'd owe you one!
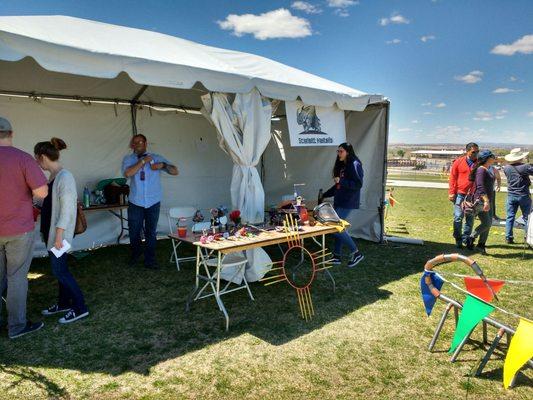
[1,187,531,399]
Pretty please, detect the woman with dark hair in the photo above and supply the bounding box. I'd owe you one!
[465,150,496,254]
[34,138,89,323]
[321,142,364,267]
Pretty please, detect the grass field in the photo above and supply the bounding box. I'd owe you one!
[1,187,531,399]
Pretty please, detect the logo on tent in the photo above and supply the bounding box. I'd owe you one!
[296,105,326,135]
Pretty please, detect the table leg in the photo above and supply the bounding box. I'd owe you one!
[322,234,336,291]
[214,251,230,331]
[117,208,125,244]
[186,246,202,313]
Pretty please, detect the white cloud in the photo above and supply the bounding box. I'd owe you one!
[423,111,434,115]
[491,34,533,56]
[291,1,322,14]
[492,87,519,94]
[386,38,402,45]
[218,9,312,40]
[421,102,432,106]
[509,76,518,82]
[427,125,487,142]
[527,111,533,117]
[411,120,419,124]
[420,35,436,42]
[434,102,446,108]
[327,0,358,17]
[380,14,410,26]
[327,0,358,7]
[473,110,508,121]
[334,9,350,17]
[397,127,412,132]
[455,70,483,84]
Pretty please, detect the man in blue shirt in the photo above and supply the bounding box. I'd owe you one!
[503,148,532,244]
[122,134,178,269]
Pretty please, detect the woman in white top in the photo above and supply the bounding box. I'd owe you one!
[34,138,89,324]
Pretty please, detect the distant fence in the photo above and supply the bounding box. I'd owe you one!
[387,158,426,168]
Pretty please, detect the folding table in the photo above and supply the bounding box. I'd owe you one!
[82,204,128,243]
[169,224,339,330]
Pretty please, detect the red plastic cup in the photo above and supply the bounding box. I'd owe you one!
[178,226,187,238]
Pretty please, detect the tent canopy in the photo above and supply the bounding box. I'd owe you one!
[0,15,384,111]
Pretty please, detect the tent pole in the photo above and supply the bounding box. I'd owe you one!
[0,89,201,112]
[129,85,149,137]
[379,101,391,244]
[130,103,137,136]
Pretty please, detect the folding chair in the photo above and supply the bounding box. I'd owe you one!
[168,206,197,270]
[204,252,255,301]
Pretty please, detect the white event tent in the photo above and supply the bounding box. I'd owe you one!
[0,16,389,261]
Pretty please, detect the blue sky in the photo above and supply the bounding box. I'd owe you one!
[2,0,532,144]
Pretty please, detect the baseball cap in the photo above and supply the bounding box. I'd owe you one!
[0,117,13,132]
[478,150,495,161]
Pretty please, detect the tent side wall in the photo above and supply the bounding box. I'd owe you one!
[0,95,232,255]
[263,103,389,242]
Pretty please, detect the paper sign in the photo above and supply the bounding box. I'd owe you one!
[286,101,346,147]
[50,240,71,258]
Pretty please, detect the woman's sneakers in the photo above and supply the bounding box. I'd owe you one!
[330,252,365,267]
[59,309,89,324]
[348,251,364,268]
[329,256,342,265]
[41,304,70,316]
[42,304,89,324]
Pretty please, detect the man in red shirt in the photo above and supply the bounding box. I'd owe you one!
[0,116,49,339]
[448,142,479,248]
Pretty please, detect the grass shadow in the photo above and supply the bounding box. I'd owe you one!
[0,365,68,398]
[0,232,528,382]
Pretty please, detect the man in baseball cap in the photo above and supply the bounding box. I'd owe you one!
[503,148,532,244]
[0,116,49,338]
[0,116,12,132]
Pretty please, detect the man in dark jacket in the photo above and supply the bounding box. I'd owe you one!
[503,148,532,244]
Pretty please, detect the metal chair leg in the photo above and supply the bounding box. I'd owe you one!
[475,328,505,376]
[450,328,474,362]
[428,303,453,352]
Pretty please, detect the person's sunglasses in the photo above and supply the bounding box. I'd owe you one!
[471,150,479,154]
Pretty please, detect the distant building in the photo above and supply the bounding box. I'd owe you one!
[410,149,464,160]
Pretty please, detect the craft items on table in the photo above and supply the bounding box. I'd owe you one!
[229,209,241,226]
[419,253,533,389]
[192,209,204,223]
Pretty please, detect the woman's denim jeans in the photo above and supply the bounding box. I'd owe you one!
[49,252,87,314]
[471,207,492,247]
[333,207,358,256]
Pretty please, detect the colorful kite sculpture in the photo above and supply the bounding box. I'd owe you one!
[420,253,532,389]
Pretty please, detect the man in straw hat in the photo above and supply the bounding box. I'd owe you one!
[503,148,532,244]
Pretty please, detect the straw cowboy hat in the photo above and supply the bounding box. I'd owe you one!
[504,148,529,163]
